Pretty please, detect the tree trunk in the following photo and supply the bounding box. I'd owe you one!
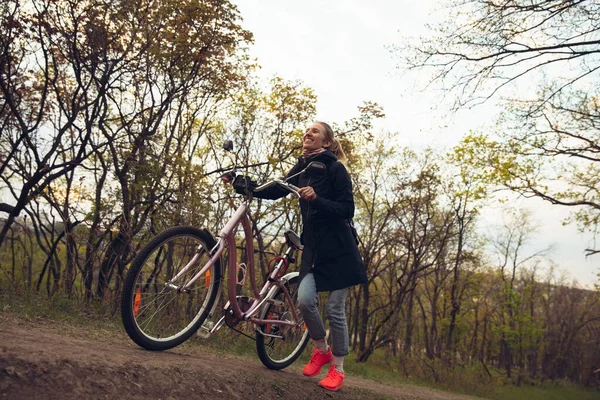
[96,228,129,299]
[403,290,415,355]
[357,282,370,359]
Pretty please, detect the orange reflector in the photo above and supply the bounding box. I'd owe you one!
[205,269,211,289]
[133,288,141,316]
[266,313,273,333]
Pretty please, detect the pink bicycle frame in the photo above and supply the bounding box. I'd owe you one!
[169,201,300,329]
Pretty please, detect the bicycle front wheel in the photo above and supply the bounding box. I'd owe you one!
[256,274,310,370]
[121,226,221,351]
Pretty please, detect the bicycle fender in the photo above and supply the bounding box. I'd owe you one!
[279,271,299,283]
[263,271,300,302]
[200,228,218,247]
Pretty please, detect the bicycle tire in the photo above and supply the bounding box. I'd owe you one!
[255,274,310,369]
[121,226,221,351]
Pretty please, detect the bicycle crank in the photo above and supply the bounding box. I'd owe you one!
[224,296,253,328]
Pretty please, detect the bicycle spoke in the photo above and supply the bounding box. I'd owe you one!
[123,230,219,345]
[256,276,310,369]
[138,294,180,332]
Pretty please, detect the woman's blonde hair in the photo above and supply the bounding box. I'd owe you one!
[316,121,346,162]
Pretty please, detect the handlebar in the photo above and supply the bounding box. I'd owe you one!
[255,179,300,197]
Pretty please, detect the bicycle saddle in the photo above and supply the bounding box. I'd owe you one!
[284,230,303,251]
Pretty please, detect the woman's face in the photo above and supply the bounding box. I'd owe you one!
[303,123,331,151]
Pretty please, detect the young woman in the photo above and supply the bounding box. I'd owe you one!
[229,122,367,391]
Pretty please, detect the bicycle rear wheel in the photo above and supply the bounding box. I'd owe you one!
[256,274,310,369]
[121,226,221,351]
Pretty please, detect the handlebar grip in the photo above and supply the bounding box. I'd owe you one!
[254,180,300,196]
[254,182,270,191]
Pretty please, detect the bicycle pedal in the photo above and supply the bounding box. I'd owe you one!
[197,328,211,339]
[196,319,215,338]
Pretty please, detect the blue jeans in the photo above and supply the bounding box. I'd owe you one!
[297,272,349,357]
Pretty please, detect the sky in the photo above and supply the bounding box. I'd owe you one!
[231,0,599,287]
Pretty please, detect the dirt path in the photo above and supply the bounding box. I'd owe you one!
[0,312,482,400]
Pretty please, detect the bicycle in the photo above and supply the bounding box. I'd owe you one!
[120,140,325,370]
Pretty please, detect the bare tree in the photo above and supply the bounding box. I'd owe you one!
[398,0,600,108]
[399,0,600,253]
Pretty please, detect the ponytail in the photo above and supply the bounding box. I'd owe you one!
[316,121,346,163]
[329,137,346,163]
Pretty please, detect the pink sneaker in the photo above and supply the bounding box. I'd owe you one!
[319,364,344,391]
[302,347,333,376]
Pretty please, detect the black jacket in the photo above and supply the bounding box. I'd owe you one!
[244,150,367,292]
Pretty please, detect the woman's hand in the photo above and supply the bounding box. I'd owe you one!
[220,171,236,184]
[298,186,317,201]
